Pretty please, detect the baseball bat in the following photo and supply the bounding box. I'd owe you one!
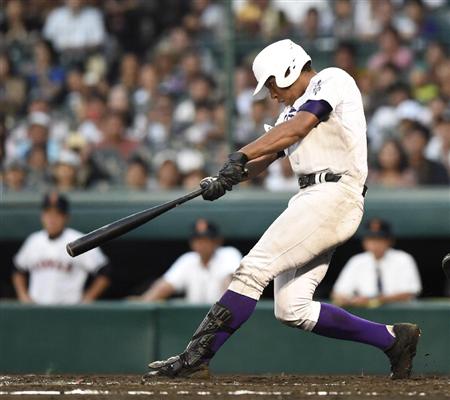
[66,187,205,257]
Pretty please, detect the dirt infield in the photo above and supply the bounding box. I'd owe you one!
[0,374,449,399]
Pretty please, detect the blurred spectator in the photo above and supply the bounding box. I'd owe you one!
[145,93,174,152]
[333,42,359,80]
[136,219,241,304]
[265,156,298,192]
[154,158,182,190]
[367,83,431,153]
[2,159,28,192]
[402,123,449,185]
[132,63,159,119]
[402,0,439,41]
[368,26,413,71]
[173,73,215,127]
[51,149,83,192]
[26,144,50,190]
[11,111,60,164]
[12,192,111,304]
[125,156,150,191]
[43,0,106,64]
[368,139,417,188]
[332,218,422,307]
[26,40,65,104]
[78,94,107,145]
[0,53,26,118]
[401,122,449,185]
[0,0,36,74]
[236,98,272,147]
[91,111,139,185]
[332,0,354,39]
[426,117,450,173]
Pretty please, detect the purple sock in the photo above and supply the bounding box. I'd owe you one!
[208,290,257,356]
[312,303,395,351]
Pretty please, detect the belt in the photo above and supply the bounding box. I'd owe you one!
[298,172,368,197]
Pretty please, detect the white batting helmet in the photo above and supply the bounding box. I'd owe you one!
[252,39,311,96]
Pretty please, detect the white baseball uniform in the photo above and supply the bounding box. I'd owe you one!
[333,249,422,298]
[13,228,108,304]
[229,67,368,330]
[164,247,242,304]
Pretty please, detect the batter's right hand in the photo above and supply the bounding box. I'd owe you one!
[200,176,231,201]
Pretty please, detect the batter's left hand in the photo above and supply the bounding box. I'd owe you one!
[200,176,231,201]
[219,152,249,186]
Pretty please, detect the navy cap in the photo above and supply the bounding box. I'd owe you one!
[41,192,70,214]
[190,219,220,239]
[363,218,392,239]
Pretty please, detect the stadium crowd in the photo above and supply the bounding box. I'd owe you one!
[0,0,449,193]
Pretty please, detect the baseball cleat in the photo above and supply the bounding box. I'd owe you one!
[142,354,210,380]
[385,323,421,379]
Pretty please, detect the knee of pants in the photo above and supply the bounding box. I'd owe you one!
[274,298,319,331]
[228,260,275,300]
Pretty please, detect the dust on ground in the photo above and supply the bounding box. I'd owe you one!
[0,374,449,399]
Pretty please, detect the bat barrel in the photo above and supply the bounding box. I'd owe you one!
[66,188,204,257]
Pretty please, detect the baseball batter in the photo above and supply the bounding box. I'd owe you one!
[145,39,420,380]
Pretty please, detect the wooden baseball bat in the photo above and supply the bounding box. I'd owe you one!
[66,187,205,257]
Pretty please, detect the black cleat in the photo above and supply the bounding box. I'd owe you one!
[385,323,421,379]
[142,353,210,380]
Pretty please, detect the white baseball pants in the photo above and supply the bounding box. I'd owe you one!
[228,177,364,331]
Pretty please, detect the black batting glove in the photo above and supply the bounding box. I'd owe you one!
[200,176,231,201]
[219,152,249,186]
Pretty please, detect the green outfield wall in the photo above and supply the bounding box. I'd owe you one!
[1,188,449,240]
[0,301,448,375]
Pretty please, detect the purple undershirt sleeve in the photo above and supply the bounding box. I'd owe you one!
[297,99,332,121]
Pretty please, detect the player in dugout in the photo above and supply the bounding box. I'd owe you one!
[12,191,111,305]
[135,219,242,304]
[332,218,422,308]
[145,39,421,380]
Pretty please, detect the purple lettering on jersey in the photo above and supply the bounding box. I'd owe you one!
[298,99,332,122]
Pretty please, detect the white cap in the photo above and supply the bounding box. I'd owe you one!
[56,149,81,167]
[28,112,51,128]
[252,39,311,96]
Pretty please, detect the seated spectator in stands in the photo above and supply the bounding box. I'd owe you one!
[332,218,422,308]
[26,145,51,189]
[235,98,272,148]
[13,111,60,165]
[368,26,413,71]
[52,149,83,192]
[26,40,65,104]
[0,53,26,119]
[426,117,450,174]
[43,0,106,64]
[91,111,139,185]
[264,156,298,192]
[401,122,449,185]
[2,159,28,192]
[173,73,215,128]
[137,219,241,304]
[145,93,174,152]
[332,0,354,40]
[12,192,111,304]
[154,158,182,190]
[125,156,149,191]
[368,139,416,188]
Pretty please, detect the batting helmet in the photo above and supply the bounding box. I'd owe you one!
[252,39,311,96]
